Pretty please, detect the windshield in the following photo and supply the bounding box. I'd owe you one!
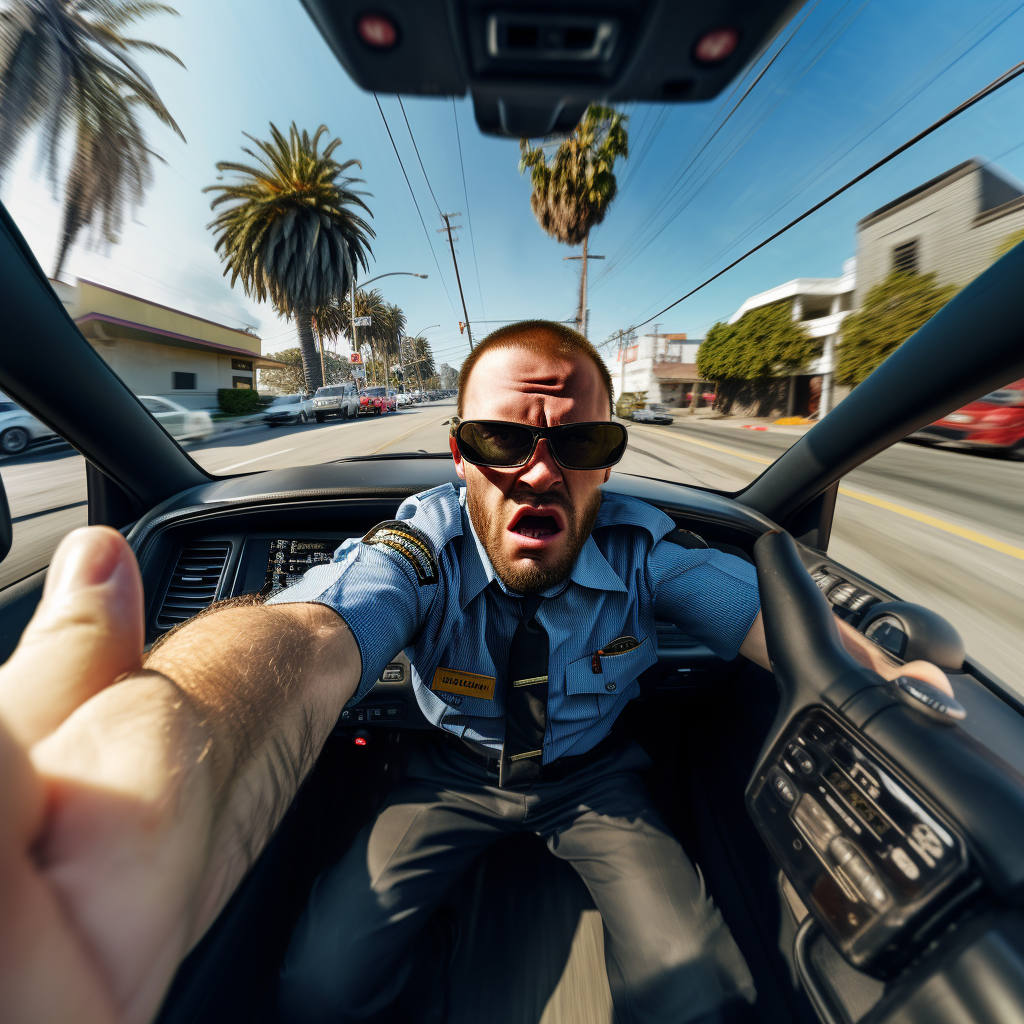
[2,0,1024,687]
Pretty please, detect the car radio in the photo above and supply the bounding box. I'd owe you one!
[748,708,971,974]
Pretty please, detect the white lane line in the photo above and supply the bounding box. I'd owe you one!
[219,448,295,472]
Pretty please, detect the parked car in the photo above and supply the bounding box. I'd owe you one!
[358,386,395,415]
[631,404,674,424]
[263,393,314,426]
[685,390,718,405]
[396,393,412,408]
[138,396,213,443]
[910,379,1024,456]
[312,383,359,422]
[0,398,57,454]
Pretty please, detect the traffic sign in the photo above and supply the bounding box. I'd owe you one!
[353,316,372,327]
[349,352,363,363]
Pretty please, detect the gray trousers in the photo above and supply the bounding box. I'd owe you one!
[278,738,755,1024]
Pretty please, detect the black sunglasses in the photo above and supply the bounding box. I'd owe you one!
[452,418,628,470]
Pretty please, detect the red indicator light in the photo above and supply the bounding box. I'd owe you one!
[354,735,368,746]
[357,13,398,49]
[694,28,739,64]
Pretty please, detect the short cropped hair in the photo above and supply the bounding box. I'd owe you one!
[457,320,614,416]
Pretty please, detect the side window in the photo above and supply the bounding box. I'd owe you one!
[173,372,197,390]
[829,423,1024,698]
[0,399,87,588]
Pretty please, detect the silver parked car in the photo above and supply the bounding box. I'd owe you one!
[0,398,57,455]
[313,382,360,422]
[139,396,214,442]
[264,393,315,426]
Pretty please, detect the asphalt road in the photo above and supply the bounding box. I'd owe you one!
[2,400,1022,697]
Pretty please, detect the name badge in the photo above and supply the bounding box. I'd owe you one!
[432,667,496,700]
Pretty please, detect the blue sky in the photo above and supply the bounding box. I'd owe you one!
[4,0,1023,372]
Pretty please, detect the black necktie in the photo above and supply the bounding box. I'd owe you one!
[499,593,549,788]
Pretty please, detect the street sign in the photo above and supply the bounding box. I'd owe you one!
[353,316,372,327]
[349,352,363,363]
[351,365,366,379]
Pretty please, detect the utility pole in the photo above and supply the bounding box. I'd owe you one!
[349,274,361,393]
[438,213,474,349]
[564,247,605,337]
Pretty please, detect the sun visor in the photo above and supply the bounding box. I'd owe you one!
[300,0,802,137]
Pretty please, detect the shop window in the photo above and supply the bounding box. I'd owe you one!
[892,239,919,275]
[231,358,253,372]
[173,371,197,389]
[232,375,253,389]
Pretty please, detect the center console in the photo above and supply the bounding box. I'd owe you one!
[747,708,972,975]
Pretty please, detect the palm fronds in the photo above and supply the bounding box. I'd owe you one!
[518,104,628,246]
[0,0,184,276]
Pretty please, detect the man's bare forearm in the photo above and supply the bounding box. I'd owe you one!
[141,600,359,941]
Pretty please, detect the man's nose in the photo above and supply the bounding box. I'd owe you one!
[517,438,563,491]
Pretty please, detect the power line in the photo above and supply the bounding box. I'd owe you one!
[628,57,1024,332]
[397,94,443,216]
[452,97,487,323]
[373,93,459,318]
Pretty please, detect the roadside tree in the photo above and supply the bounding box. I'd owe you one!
[260,347,351,394]
[206,122,374,395]
[836,272,958,387]
[697,304,817,416]
[0,0,184,278]
[519,104,628,332]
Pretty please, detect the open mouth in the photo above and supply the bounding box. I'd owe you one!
[508,505,566,544]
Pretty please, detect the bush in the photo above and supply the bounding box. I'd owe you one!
[217,388,260,415]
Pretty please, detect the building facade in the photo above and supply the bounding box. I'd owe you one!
[727,261,856,418]
[855,159,1024,302]
[53,278,284,410]
[612,333,709,407]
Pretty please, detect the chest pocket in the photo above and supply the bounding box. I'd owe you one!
[565,636,657,696]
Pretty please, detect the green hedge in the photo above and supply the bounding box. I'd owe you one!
[217,388,260,415]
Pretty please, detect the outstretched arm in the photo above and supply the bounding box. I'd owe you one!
[0,527,358,1024]
[739,609,953,696]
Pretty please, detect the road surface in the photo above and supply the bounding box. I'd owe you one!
[1,400,1021,696]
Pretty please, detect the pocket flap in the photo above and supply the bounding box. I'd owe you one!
[565,637,657,695]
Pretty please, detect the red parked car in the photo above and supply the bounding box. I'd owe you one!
[358,386,396,415]
[910,379,1024,457]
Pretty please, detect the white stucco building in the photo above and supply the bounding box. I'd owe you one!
[612,333,709,408]
[727,259,856,417]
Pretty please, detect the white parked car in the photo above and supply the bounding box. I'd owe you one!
[139,396,214,443]
[263,393,315,426]
[396,393,413,407]
[0,398,57,455]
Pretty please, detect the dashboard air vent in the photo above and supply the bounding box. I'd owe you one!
[156,542,230,629]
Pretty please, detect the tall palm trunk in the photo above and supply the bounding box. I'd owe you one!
[576,232,589,336]
[296,307,323,393]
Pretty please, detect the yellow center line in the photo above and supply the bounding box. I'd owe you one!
[370,410,451,456]
[630,423,1024,563]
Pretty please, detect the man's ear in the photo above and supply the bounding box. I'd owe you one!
[602,467,611,483]
[450,435,467,480]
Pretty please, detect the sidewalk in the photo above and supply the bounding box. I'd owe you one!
[674,414,817,436]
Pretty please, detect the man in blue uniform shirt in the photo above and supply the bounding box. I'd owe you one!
[270,321,946,1024]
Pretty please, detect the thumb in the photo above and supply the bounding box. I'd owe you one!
[0,527,144,748]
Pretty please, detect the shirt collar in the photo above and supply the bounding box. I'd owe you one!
[458,494,627,609]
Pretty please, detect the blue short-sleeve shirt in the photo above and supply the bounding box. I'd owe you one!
[267,483,760,762]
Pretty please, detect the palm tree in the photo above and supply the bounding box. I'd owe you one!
[519,104,628,333]
[379,302,406,387]
[206,122,374,393]
[0,0,185,279]
[312,300,351,385]
[339,286,386,384]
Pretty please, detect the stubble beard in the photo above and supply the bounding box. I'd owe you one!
[466,482,603,594]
